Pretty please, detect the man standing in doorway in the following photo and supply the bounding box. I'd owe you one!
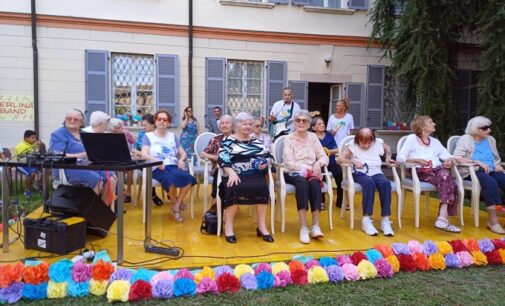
[205,106,222,133]
[268,87,301,140]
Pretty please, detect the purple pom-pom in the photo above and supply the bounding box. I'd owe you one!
[325,265,344,283]
[374,259,394,278]
[478,238,495,253]
[273,271,292,287]
[444,253,461,268]
[240,273,257,290]
[72,262,92,283]
[109,269,133,282]
[423,240,438,256]
[0,282,24,304]
[152,279,174,298]
[213,265,234,277]
[392,243,411,255]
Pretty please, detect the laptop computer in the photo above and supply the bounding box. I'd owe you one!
[81,133,137,164]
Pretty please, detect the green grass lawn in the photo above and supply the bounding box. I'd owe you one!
[12,265,505,305]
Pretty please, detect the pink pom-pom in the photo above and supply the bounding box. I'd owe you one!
[407,240,424,254]
[456,251,474,267]
[305,259,321,270]
[254,263,272,275]
[341,263,360,281]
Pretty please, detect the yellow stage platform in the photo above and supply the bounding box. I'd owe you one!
[2,190,502,270]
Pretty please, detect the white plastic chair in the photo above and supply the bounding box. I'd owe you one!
[215,164,276,236]
[272,135,334,233]
[132,169,164,223]
[190,132,217,214]
[338,135,403,229]
[397,135,464,228]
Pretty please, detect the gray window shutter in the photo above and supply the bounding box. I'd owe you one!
[269,0,289,3]
[266,60,287,115]
[156,54,179,126]
[366,65,385,129]
[348,0,368,10]
[289,80,308,110]
[309,0,324,6]
[85,50,109,121]
[292,0,311,5]
[344,82,365,128]
[205,57,226,116]
[328,0,340,8]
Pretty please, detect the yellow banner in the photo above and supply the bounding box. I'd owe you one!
[0,95,34,121]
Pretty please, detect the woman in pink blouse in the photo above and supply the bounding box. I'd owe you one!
[283,110,329,244]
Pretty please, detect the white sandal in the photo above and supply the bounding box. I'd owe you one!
[434,217,460,233]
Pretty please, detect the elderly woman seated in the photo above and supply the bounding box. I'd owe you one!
[252,117,273,152]
[109,118,136,146]
[49,109,116,206]
[200,114,233,211]
[283,110,329,244]
[337,128,395,236]
[82,111,110,133]
[141,110,196,222]
[397,115,465,233]
[453,116,505,234]
[217,112,273,244]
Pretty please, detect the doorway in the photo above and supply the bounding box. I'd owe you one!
[307,82,341,122]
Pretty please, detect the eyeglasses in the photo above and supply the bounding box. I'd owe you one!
[65,117,82,122]
[295,118,308,124]
[156,117,169,123]
[478,126,490,131]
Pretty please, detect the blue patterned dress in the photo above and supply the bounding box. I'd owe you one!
[180,120,198,161]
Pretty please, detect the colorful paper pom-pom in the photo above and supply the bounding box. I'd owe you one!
[341,263,360,281]
[152,279,174,298]
[485,250,502,265]
[374,259,394,278]
[213,265,234,278]
[109,269,133,283]
[254,263,272,275]
[374,244,394,258]
[444,253,461,268]
[305,259,322,270]
[216,273,241,293]
[91,260,114,282]
[465,239,480,252]
[150,271,174,287]
[47,280,68,299]
[325,265,344,283]
[196,277,218,295]
[72,262,92,283]
[471,250,488,266]
[194,267,214,284]
[392,243,411,255]
[492,239,505,250]
[129,280,153,301]
[449,240,469,253]
[22,263,49,285]
[22,282,47,300]
[428,253,446,270]
[350,251,367,265]
[68,280,89,297]
[288,261,305,274]
[256,271,275,289]
[240,273,257,290]
[0,282,23,304]
[407,240,424,254]
[385,255,400,273]
[106,280,130,302]
[273,270,293,288]
[412,253,430,271]
[435,241,453,255]
[423,240,438,256]
[318,256,337,267]
[357,260,377,280]
[365,249,383,264]
[498,249,505,264]
[89,279,108,296]
[397,254,416,272]
[131,268,158,283]
[479,239,495,253]
[271,262,289,275]
[0,262,23,289]
[456,251,474,267]
[291,269,308,285]
[336,255,353,266]
[48,259,73,283]
[234,264,254,279]
[307,266,329,284]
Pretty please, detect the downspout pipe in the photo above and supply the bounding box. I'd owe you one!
[188,0,193,108]
[31,0,40,136]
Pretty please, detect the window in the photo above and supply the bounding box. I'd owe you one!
[111,53,155,116]
[226,60,265,117]
[309,0,341,8]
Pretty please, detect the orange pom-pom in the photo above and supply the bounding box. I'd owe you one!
[22,262,49,285]
[428,253,446,270]
[288,260,305,274]
[0,262,23,288]
[465,239,480,252]
[375,244,394,258]
[412,253,430,271]
[385,255,399,273]
[91,260,115,281]
[497,249,505,264]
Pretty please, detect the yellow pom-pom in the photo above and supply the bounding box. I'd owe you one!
[428,253,446,270]
[385,255,400,273]
[471,250,488,266]
[107,280,130,302]
[234,264,254,279]
[47,280,68,298]
[435,241,453,255]
[357,260,377,280]
[271,262,289,275]
[307,266,329,284]
[89,279,108,296]
[194,266,215,284]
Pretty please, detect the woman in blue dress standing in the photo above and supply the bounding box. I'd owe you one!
[179,106,200,164]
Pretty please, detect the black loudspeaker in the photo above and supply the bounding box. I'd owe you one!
[47,185,116,237]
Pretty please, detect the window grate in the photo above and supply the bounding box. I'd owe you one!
[226,60,264,118]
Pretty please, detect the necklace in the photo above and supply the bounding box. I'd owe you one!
[419,136,430,146]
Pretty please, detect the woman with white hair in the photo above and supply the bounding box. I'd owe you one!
[109,118,135,146]
[283,110,329,244]
[82,111,110,133]
[217,112,273,244]
[453,116,505,234]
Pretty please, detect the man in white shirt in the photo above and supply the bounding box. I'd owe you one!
[268,87,301,138]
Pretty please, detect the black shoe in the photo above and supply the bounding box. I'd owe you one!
[256,228,274,243]
[124,195,131,203]
[153,195,163,206]
[225,235,237,244]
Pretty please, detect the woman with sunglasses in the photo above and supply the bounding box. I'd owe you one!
[252,118,272,152]
[141,110,196,222]
[283,110,329,244]
[453,116,505,234]
[397,115,465,233]
[180,106,200,165]
[337,128,395,236]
